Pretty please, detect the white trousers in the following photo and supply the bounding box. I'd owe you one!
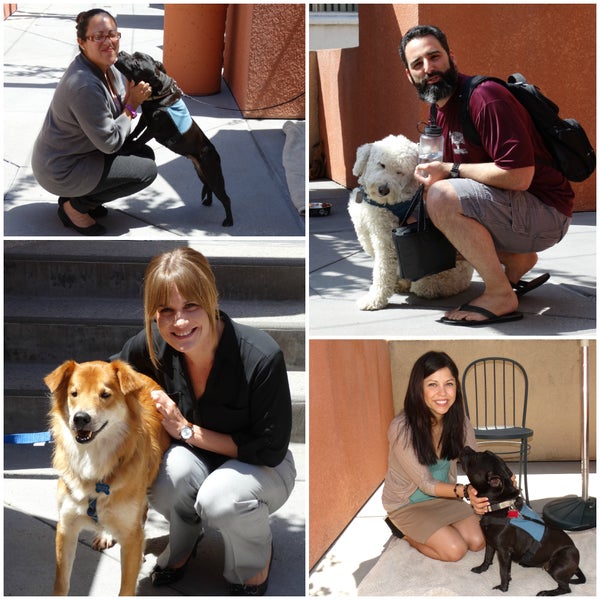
[149,443,296,584]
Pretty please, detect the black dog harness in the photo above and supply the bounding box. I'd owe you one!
[354,186,413,221]
[484,497,547,565]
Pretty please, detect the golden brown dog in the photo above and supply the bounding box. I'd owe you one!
[45,360,171,596]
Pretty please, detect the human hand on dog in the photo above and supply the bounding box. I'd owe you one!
[468,486,490,515]
[124,79,152,109]
[151,389,187,439]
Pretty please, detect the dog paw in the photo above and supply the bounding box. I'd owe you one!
[471,565,489,574]
[395,279,411,294]
[91,533,116,551]
[492,584,509,592]
[357,294,388,311]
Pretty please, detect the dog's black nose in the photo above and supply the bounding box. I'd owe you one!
[73,412,91,429]
[378,184,390,196]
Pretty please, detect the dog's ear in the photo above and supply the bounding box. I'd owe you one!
[44,360,77,393]
[155,60,167,74]
[111,360,146,396]
[353,143,372,177]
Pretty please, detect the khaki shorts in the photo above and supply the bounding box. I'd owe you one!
[445,178,571,253]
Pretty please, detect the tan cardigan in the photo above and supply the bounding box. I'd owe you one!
[382,411,477,513]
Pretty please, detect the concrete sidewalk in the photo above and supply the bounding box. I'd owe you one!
[4,4,305,237]
[309,180,596,337]
[4,441,306,596]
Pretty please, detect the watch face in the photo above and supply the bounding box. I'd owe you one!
[180,425,193,440]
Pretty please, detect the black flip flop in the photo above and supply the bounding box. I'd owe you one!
[511,273,550,297]
[440,304,523,327]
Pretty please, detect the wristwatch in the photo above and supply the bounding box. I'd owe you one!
[450,162,461,178]
[179,423,193,443]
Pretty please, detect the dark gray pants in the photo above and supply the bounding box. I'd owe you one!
[70,141,157,214]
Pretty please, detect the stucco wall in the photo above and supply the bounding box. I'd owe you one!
[309,339,395,568]
[224,4,305,119]
[315,3,596,210]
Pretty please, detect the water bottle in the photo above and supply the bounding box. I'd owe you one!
[418,122,444,165]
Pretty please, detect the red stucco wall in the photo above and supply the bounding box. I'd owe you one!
[224,4,305,119]
[316,4,596,211]
[309,339,395,569]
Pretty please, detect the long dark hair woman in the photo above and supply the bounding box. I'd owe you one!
[382,351,488,561]
[32,8,157,235]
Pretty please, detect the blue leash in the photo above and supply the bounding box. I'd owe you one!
[4,431,53,445]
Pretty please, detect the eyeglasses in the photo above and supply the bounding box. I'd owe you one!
[85,30,121,43]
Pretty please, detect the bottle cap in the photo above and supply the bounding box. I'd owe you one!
[424,123,442,136]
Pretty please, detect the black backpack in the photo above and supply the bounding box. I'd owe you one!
[459,73,596,182]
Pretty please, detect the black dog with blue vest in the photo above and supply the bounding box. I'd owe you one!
[460,447,585,596]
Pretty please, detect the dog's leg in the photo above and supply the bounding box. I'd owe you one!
[537,547,583,596]
[493,550,513,592]
[357,234,397,310]
[188,152,233,227]
[53,514,82,595]
[117,526,145,596]
[471,542,495,575]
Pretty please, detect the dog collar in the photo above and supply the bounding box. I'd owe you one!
[486,498,517,512]
[355,186,412,220]
[149,82,183,102]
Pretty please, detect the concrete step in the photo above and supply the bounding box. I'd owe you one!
[5,240,305,302]
[4,296,305,370]
[4,365,306,443]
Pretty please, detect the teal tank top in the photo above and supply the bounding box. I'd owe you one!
[409,459,451,504]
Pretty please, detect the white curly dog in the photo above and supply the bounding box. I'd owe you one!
[348,134,474,310]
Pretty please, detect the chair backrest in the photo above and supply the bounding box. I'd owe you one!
[461,357,529,430]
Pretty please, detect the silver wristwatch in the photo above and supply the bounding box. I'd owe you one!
[179,424,193,443]
[450,162,461,178]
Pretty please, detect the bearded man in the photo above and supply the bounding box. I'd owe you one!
[400,25,573,326]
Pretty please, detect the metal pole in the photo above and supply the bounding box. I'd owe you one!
[581,340,589,501]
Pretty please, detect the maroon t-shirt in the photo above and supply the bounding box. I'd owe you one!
[437,74,574,217]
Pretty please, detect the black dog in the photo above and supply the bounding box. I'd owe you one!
[460,447,585,596]
[115,51,233,227]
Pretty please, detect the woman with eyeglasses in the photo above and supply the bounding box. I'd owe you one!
[32,8,157,235]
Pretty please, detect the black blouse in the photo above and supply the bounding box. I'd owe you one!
[113,312,292,467]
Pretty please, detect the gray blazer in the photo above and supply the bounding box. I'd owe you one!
[32,52,131,197]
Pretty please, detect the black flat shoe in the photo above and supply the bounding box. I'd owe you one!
[57,203,106,236]
[89,205,108,218]
[230,544,274,596]
[151,536,201,587]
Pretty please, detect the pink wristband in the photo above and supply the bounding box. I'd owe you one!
[125,104,137,118]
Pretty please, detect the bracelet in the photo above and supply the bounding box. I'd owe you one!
[453,483,461,499]
[125,103,137,119]
[464,483,471,502]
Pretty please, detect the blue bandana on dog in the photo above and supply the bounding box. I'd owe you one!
[166,98,193,135]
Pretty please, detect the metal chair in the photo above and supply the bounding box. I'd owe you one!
[461,357,533,504]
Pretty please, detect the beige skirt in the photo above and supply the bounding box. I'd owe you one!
[387,498,475,544]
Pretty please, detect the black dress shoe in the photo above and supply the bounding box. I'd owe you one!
[89,205,108,218]
[57,202,106,236]
[230,544,273,596]
[151,536,201,587]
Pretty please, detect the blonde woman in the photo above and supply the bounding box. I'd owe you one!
[114,247,296,595]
